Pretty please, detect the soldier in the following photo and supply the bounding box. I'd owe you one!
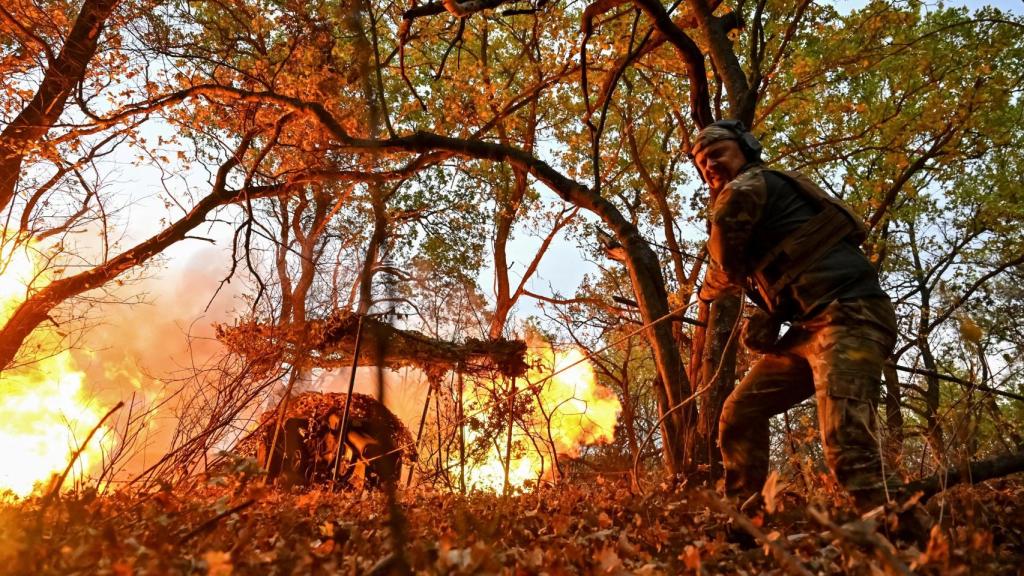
[693,120,929,542]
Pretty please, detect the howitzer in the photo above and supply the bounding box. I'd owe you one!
[235,391,415,488]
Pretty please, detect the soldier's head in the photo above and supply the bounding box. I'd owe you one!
[692,120,762,192]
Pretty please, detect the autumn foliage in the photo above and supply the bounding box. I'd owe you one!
[3,469,1024,574]
[1,0,1023,573]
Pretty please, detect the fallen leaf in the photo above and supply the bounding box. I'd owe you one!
[594,544,622,573]
[552,513,572,535]
[311,539,335,558]
[680,545,701,571]
[203,550,232,576]
[762,470,787,514]
[111,560,133,576]
[617,531,637,558]
[524,546,544,568]
[319,521,335,538]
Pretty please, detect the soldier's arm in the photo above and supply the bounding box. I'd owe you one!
[701,173,768,300]
[699,259,739,302]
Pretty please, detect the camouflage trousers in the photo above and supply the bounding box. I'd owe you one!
[719,297,900,512]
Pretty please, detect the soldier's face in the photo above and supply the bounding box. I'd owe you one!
[694,139,747,193]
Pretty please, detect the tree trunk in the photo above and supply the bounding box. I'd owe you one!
[353,185,389,315]
[275,198,294,323]
[882,362,904,469]
[696,290,741,478]
[919,340,945,454]
[289,191,330,323]
[487,45,538,339]
[618,340,640,461]
[577,203,692,472]
[908,222,944,456]
[278,190,331,397]
[489,168,527,340]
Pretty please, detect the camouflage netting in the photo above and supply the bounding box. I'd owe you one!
[234,391,416,462]
[217,311,529,378]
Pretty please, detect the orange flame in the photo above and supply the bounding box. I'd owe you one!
[0,236,114,498]
[456,336,621,492]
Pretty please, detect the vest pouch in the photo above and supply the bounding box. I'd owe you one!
[752,170,868,306]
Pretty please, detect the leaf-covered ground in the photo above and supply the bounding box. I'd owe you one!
[2,466,1022,575]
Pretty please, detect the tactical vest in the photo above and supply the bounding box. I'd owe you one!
[750,169,869,309]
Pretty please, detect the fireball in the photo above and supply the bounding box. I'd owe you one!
[0,235,113,498]
[455,336,621,492]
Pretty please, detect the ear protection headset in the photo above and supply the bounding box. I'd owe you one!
[710,119,763,162]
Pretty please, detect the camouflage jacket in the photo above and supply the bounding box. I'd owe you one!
[701,164,886,320]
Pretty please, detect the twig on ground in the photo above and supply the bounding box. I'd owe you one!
[366,552,401,576]
[178,499,255,544]
[701,490,813,576]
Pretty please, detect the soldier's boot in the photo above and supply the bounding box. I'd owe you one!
[721,494,765,550]
[859,495,935,549]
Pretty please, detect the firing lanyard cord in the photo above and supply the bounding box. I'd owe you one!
[629,297,745,495]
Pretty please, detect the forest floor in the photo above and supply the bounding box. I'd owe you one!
[2,462,1022,575]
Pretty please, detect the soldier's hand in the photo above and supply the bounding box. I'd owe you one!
[742,309,781,354]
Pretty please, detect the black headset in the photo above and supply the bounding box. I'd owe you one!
[710,119,763,162]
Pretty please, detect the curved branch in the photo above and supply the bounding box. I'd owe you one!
[631,0,713,127]
[924,252,1024,333]
[866,124,957,230]
[403,0,519,20]
[892,363,1024,403]
[0,0,121,213]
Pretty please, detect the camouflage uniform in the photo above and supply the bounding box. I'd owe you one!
[719,298,898,510]
[700,156,899,511]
